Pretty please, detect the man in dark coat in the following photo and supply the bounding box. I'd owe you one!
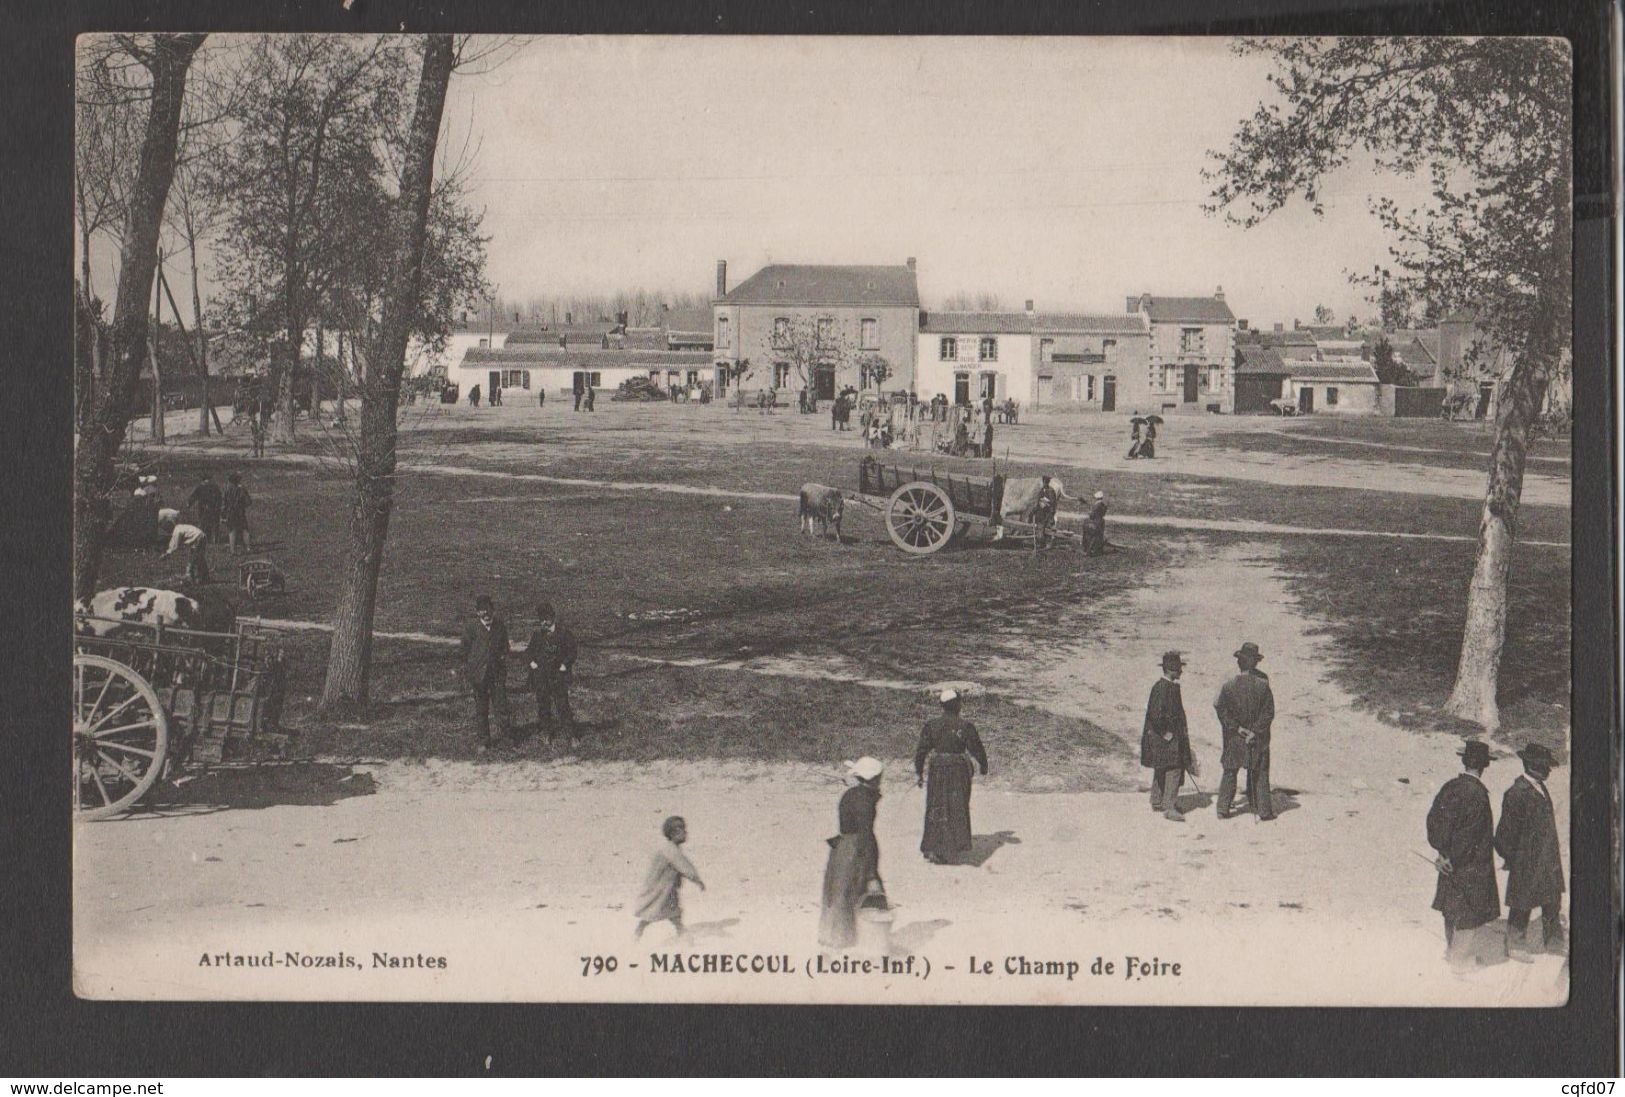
[525,601,579,750]
[1214,641,1276,820]
[1081,490,1109,556]
[1495,743,1565,958]
[187,474,223,541]
[1426,740,1500,968]
[1141,651,1195,822]
[458,594,511,751]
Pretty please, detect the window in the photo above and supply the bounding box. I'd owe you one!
[816,317,834,346]
[686,370,700,386]
[1326,387,1339,406]
[1163,365,1179,391]
[1040,338,1054,363]
[717,316,731,349]
[1207,366,1222,391]
[1086,375,1096,401]
[979,337,998,362]
[940,337,958,361]
[774,362,791,389]
[860,318,879,350]
[500,369,530,390]
[478,337,490,349]
[1180,327,1203,354]
[773,317,791,346]
[589,371,602,387]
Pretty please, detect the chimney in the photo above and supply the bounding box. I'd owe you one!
[1237,319,1249,332]
[716,260,727,298]
[1025,299,1034,317]
[512,310,519,325]
[906,257,916,271]
[1273,322,1284,333]
[566,311,573,325]
[1215,285,1225,301]
[1126,296,1139,313]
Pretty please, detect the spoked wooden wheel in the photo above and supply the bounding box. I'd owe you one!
[886,481,957,555]
[74,654,168,820]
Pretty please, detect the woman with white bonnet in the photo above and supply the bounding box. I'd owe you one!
[817,756,886,949]
[913,687,989,864]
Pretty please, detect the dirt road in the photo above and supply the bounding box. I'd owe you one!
[74,542,1568,1005]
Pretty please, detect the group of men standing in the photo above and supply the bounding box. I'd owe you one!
[458,595,580,753]
[151,471,255,584]
[1427,739,1566,967]
[1140,642,1275,823]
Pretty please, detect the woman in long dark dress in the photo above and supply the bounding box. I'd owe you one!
[914,689,990,864]
[818,757,885,949]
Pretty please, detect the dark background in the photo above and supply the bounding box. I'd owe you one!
[3,0,1615,1076]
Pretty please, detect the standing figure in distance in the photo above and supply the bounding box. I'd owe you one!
[1127,411,1144,459]
[526,601,579,750]
[634,816,704,940]
[1215,641,1276,820]
[187,473,223,543]
[1496,743,1565,959]
[1426,740,1500,969]
[221,472,253,555]
[1141,651,1194,822]
[818,757,886,949]
[458,594,511,752]
[914,688,990,863]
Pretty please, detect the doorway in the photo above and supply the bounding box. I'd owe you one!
[1102,375,1117,412]
[1298,386,1314,413]
[1182,363,1199,403]
[488,371,501,395]
[1037,375,1054,405]
[954,373,971,405]
[814,365,835,401]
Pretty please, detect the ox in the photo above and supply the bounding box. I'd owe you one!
[75,586,236,639]
[993,476,1068,540]
[797,483,845,541]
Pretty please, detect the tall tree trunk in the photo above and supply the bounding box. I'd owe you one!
[72,34,203,600]
[187,227,213,435]
[321,35,455,712]
[149,266,165,444]
[276,310,301,444]
[315,313,325,421]
[1443,341,1554,730]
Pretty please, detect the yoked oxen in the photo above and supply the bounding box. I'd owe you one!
[797,483,845,542]
[993,476,1068,540]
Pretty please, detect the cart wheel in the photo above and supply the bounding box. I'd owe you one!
[886,481,957,555]
[74,654,169,821]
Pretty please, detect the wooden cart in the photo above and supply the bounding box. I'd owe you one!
[73,616,290,820]
[845,456,1078,555]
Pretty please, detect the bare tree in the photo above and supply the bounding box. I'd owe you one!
[320,36,461,712]
[73,33,206,600]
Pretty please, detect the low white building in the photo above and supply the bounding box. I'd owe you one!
[457,345,715,398]
[1280,360,1381,414]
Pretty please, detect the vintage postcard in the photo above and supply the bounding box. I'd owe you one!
[72,34,1573,1006]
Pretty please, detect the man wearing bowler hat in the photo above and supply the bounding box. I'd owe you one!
[1141,651,1195,822]
[1426,740,1500,968]
[1214,641,1275,820]
[1495,742,1565,959]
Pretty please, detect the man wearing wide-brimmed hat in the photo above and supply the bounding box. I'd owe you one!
[1141,651,1195,822]
[1495,742,1566,958]
[1426,740,1500,968]
[1214,641,1275,820]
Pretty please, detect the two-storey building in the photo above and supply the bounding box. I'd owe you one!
[712,259,921,400]
[915,305,1151,410]
[1128,289,1238,412]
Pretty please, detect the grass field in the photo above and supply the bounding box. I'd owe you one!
[102,406,1572,775]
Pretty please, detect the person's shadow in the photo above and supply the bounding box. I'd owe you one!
[682,918,741,942]
[961,830,1021,867]
[891,918,952,955]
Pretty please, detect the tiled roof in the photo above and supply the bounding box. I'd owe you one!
[1140,296,1236,323]
[460,347,713,369]
[718,264,920,308]
[920,311,1034,334]
[1236,344,1289,375]
[1034,312,1149,335]
[1280,361,1380,383]
[660,307,713,334]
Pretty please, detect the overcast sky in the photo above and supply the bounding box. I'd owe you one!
[87,36,1439,330]
[437,36,1430,327]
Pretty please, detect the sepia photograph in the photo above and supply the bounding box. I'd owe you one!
[68,33,1575,1008]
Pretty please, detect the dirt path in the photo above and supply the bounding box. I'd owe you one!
[75,541,1568,1005]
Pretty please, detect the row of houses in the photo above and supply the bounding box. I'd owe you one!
[448,258,1564,419]
[456,258,1242,413]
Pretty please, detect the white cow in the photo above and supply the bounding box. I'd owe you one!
[994,476,1068,540]
[75,586,234,638]
[797,483,845,541]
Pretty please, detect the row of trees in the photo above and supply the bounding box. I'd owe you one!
[74,32,491,713]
